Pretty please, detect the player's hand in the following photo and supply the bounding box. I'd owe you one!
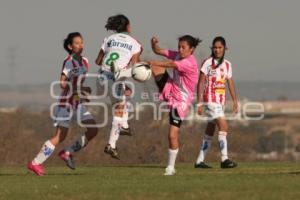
[151,37,159,45]
[197,104,203,115]
[233,101,239,114]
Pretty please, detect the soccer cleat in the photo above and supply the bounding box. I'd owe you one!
[59,150,76,170]
[220,159,237,169]
[164,166,176,176]
[194,162,212,169]
[104,144,120,160]
[119,126,132,136]
[27,162,45,176]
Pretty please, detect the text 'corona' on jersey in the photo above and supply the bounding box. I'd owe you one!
[107,39,133,51]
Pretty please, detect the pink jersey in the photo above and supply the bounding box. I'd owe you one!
[160,50,199,119]
[201,57,232,105]
[59,55,89,109]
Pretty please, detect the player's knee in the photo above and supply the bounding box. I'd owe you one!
[222,124,229,132]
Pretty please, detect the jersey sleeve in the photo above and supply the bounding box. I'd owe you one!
[200,59,210,75]
[132,40,142,55]
[164,49,178,60]
[61,60,73,78]
[100,37,108,52]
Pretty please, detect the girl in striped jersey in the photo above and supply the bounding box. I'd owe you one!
[28,32,98,176]
[195,36,238,169]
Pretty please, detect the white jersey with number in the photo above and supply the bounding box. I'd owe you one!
[100,33,142,72]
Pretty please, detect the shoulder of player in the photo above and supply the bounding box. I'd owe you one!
[223,59,232,68]
[82,56,89,68]
[82,56,89,63]
[62,56,73,67]
[126,34,142,46]
[187,54,198,64]
[201,57,213,67]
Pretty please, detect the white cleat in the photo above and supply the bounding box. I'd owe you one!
[164,166,176,176]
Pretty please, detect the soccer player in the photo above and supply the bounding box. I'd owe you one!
[148,35,200,175]
[95,14,142,159]
[195,36,238,169]
[27,32,98,176]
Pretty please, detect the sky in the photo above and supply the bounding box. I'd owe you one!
[0,0,299,84]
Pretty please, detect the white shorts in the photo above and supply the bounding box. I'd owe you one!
[204,103,225,122]
[53,105,94,128]
[97,70,127,105]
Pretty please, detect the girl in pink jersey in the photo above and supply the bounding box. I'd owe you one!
[28,32,98,176]
[148,35,201,175]
[195,36,238,169]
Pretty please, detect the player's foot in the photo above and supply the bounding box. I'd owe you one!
[194,162,212,169]
[104,144,120,160]
[164,166,176,176]
[27,162,45,176]
[59,150,75,170]
[220,159,237,169]
[119,126,132,136]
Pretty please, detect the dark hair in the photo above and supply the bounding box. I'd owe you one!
[105,14,130,33]
[178,35,201,49]
[63,32,82,54]
[211,36,227,67]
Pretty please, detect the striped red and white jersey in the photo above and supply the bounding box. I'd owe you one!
[201,57,232,105]
[59,55,89,109]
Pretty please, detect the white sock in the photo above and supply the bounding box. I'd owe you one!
[121,103,129,128]
[108,116,122,149]
[196,134,213,164]
[167,148,179,169]
[33,140,55,165]
[65,134,88,154]
[218,132,228,162]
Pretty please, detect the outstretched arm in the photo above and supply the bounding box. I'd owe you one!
[148,60,177,69]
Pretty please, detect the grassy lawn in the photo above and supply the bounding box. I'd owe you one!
[1,162,300,200]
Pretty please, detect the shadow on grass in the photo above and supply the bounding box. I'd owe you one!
[287,171,300,175]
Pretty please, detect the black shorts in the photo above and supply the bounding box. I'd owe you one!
[169,108,182,128]
[155,71,169,92]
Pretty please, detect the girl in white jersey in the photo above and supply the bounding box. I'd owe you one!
[28,32,98,176]
[95,14,142,159]
[195,36,238,169]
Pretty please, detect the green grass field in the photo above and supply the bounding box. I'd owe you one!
[1,163,300,200]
